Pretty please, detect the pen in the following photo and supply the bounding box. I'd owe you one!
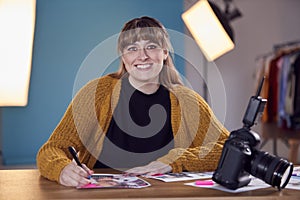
[68,146,84,168]
[68,146,96,184]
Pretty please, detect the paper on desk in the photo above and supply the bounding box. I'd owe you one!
[185,167,300,192]
[285,166,300,190]
[285,176,300,190]
[144,172,213,182]
[185,177,270,193]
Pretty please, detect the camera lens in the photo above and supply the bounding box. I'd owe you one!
[250,151,293,190]
[272,160,293,189]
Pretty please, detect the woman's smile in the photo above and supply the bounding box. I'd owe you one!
[135,63,152,70]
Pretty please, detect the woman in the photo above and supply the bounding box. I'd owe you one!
[36,16,229,187]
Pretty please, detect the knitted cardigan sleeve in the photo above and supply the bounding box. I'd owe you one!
[157,85,230,172]
[36,76,112,183]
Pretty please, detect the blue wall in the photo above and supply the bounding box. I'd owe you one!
[2,0,184,165]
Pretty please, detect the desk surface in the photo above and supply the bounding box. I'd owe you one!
[0,169,299,200]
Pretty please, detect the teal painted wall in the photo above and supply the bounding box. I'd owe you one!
[2,0,184,165]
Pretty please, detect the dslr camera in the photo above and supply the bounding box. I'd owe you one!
[212,78,293,190]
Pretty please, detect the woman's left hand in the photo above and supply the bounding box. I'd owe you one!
[125,161,172,176]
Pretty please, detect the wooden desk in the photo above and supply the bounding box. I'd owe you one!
[0,169,300,200]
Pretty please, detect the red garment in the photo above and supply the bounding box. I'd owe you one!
[267,56,281,122]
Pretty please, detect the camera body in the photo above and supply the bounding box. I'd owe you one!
[212,78,293,190]
[212,127,261,189]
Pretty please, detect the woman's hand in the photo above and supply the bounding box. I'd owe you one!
[125,161,172,176]
[59,161,94,187]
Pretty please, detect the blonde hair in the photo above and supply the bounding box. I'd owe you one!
[110,16,183,88]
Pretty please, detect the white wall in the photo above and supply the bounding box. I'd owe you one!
[185,0,300,162]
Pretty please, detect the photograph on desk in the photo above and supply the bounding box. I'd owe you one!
[77,174,151,189]
[144,171,213,182]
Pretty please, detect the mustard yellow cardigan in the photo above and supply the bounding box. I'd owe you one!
[36,75,229,183]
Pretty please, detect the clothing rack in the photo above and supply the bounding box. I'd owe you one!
[255,39,300,61]
[273,39,300,50]
[255,42,300,163]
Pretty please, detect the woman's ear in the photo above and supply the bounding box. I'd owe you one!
[163,49,169,60]
[121,56,126,66]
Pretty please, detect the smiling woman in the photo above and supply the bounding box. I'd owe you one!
[36,16,229,187]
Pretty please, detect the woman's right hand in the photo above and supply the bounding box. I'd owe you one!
[59,161,93,187]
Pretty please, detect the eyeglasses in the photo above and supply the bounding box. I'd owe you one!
[122,42,163,57]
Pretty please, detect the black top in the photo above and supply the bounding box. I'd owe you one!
[94,78,174,169]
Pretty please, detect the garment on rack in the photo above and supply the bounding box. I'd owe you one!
[278,52,300,128]
[292,54,300,129]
